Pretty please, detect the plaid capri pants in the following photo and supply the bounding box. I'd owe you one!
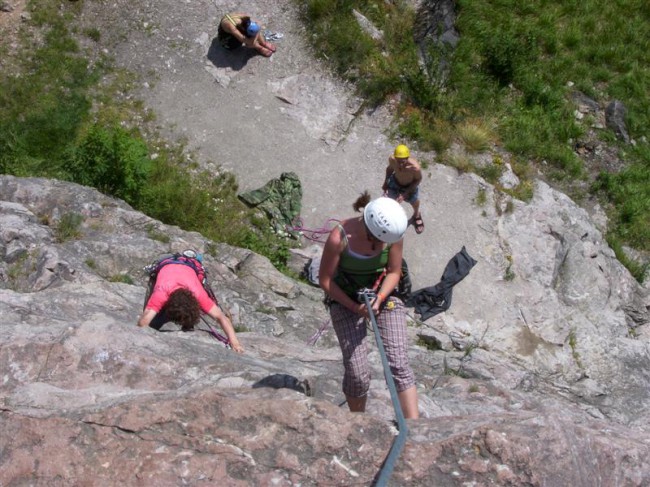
[330,297,416,398]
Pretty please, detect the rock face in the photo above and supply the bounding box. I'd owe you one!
[605,99,631,143]
[2,174,650,485]
[414,0,460,83]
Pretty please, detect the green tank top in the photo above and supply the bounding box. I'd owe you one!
[333,224,389,297]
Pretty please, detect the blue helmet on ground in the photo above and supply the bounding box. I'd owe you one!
[246,22,260,37]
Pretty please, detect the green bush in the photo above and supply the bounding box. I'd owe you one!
[480,23,538,87]
[64,125,152,206]
[595,156,650,251]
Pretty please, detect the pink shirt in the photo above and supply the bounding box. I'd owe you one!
[145,264,215,313]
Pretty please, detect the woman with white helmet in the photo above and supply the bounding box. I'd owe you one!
[319,192,419,418]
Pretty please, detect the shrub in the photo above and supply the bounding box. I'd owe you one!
[64,125,152,206]
[457,120,493,153]
[595,160,650,252]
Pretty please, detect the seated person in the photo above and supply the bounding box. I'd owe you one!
[218,13,276,57]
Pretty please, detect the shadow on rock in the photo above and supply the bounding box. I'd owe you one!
[207,38,256,70]
[252,373,313,397]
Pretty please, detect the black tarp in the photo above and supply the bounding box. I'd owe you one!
[405,246,477,321]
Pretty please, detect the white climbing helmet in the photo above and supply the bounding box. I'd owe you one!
[363,197,408,244]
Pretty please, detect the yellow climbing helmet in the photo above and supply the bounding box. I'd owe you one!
[394,144,410,159]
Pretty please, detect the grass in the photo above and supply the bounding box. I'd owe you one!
[55,213,84,243]
[593,145,650,252]
[296,0,650,281]
[504,255,516,282]
[146,224,171,243]
[474,187,487,207]
[109,274,135,285]
[0,0,296,273]
[567,328,583,369]
[606,235,650,283]
[7,252,30,287]
[457,120,493,154]
[416,335,442,351]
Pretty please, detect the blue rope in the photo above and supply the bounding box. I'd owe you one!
[362,291,409,487]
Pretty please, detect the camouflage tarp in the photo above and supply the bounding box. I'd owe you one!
[238,172,302,236]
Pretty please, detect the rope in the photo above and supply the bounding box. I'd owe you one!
[362,291,408,487]
[197,316,231,348]
[288,217,340,243]
[307,317,331,345]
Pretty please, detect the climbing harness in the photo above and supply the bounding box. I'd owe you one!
[308,267,387,346]
[361,289,408,487]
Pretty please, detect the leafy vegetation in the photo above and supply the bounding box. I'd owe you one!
[593,144,650,252]
[0,0,295,272]
[297,0,649,280]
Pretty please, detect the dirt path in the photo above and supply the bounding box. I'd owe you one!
[78,0,492,297]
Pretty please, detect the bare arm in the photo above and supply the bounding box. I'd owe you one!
[208,304,244,353]
[319,226,364,315]
[373,240,403,312]
[137,308,157,327]
[220,14,248,44]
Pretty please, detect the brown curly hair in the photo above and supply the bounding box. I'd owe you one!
[164,288,201,331]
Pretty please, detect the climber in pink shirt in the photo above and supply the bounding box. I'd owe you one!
[138,259,243,353]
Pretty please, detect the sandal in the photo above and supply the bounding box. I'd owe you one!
[413,215,425,234]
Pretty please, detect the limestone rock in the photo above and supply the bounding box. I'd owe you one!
[2,174,650,485]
